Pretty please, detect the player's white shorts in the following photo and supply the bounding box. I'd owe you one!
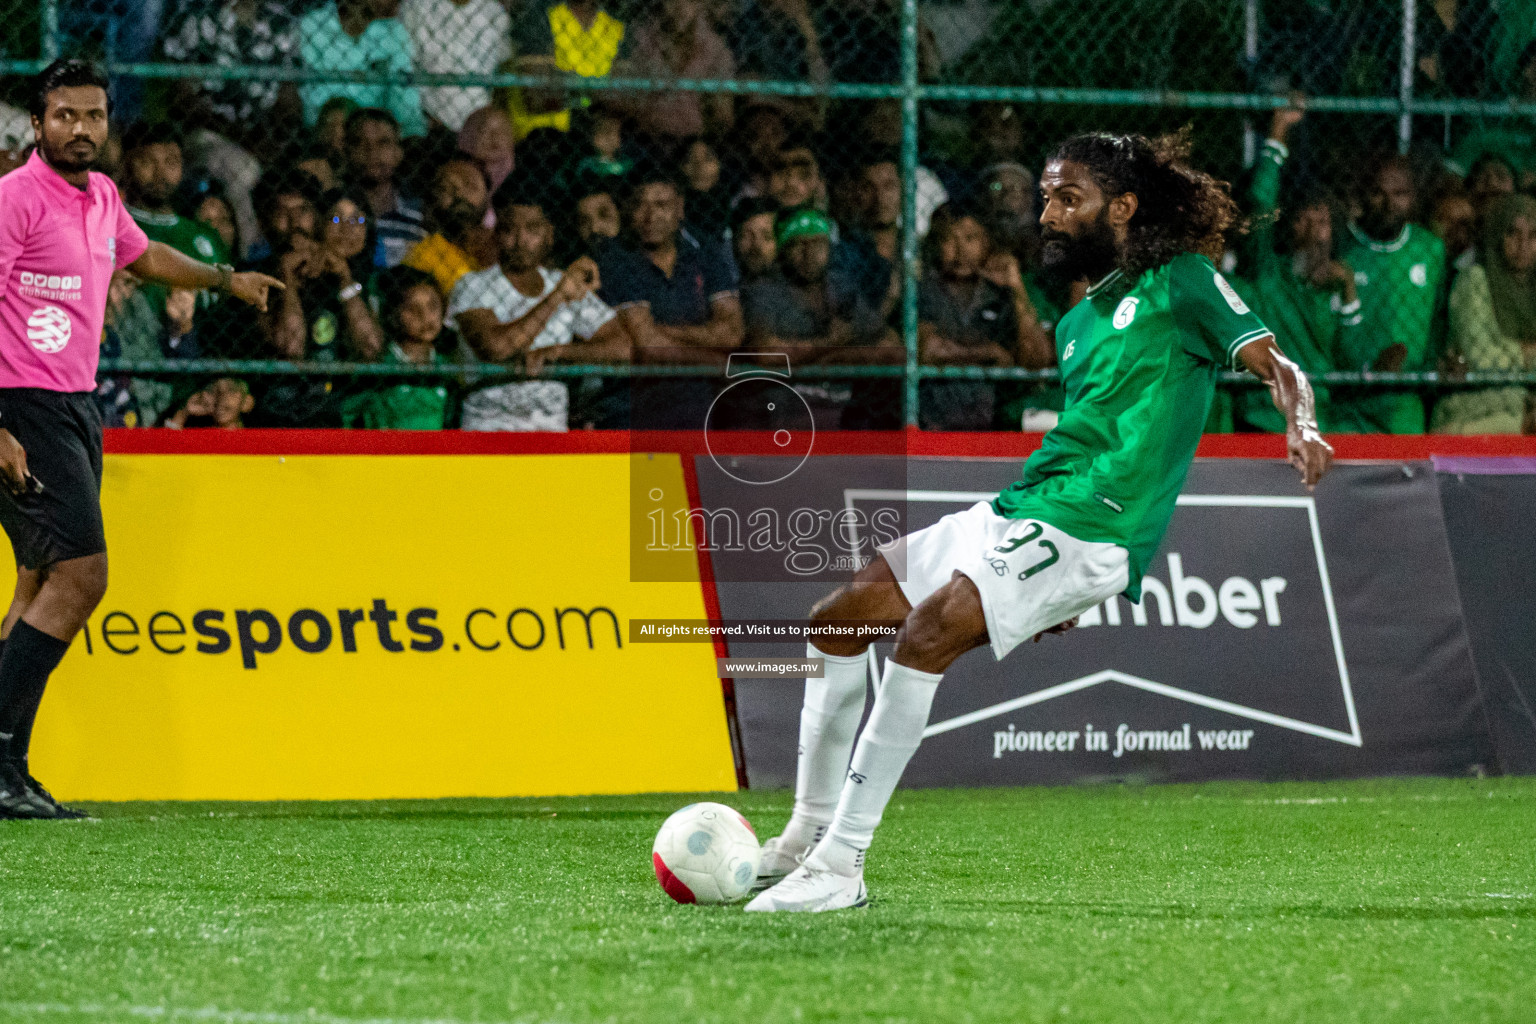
[878,501,1130,661]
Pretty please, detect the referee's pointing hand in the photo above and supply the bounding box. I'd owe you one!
[226,272,285,313]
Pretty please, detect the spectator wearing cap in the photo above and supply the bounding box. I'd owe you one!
[342,265,453,430]
[448,178,632,431]
[741,206,897,428]
[596,161,743,427]
[917,203,1052,431]
[345,108,427,268]
[1435,193,1536,434]
[403,155,497,295]
[299,0,425,139]
[730,196,780,285]
[976,162,1037,271]
[399,0,511,133]
[509,1,632,140]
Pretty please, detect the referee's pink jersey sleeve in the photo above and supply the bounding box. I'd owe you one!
[110,184,149,267]
[0,172,38,293]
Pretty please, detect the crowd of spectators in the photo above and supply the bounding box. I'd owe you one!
[6,0,1536,433]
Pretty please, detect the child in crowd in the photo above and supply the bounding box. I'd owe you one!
[341,266,452,430]
[164,378,255,430]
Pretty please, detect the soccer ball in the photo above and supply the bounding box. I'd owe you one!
[652,802,761,904]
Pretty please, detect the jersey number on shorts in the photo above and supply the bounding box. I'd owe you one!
[991,522,1060,581]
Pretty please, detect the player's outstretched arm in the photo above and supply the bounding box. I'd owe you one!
[126,240,283,311]
[1239,336,1334,490]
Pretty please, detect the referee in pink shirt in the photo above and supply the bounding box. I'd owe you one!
[0,60,280,820]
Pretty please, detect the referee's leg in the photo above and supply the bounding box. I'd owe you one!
[0,554,106,819]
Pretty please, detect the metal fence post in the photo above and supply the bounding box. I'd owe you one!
[900,0,921,428]
[1242,0,1260,168]
[40,0,59,62]
[1399,0,1416,155]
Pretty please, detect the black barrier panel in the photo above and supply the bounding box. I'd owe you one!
[702,458,1495,787]
[1438,470,1536,775]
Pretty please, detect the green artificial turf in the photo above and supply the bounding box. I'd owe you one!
[0,776,1532,1024]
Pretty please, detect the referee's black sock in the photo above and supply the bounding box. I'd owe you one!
[0,623,69,771]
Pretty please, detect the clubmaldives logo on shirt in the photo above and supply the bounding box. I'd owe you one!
[26,305,71,353]
[17,270,84,302]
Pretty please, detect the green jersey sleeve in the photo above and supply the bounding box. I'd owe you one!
[1170,253,1274,368]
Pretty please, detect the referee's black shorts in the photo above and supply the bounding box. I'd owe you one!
[0,388,105,572]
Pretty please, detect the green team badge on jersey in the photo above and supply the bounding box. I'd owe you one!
[1113,297,1138,329]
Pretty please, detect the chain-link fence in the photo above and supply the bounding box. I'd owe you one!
[1,0,1534,432]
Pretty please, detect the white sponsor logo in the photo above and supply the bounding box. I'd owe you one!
[1112,296,1139,329]
[26,305,71,353]
[1062,339,1076,361]
[18,272,82,291]
[1213,272,1250,314]
[1410,262,1428,287]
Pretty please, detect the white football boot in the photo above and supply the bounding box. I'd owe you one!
[750,834,812,894]
[743,861,868,913]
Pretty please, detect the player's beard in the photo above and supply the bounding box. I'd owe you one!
[42,135,99,174]
[1040,208,1118,285]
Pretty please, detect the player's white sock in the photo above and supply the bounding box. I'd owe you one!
[809,659,941,877]
[780,643,868,852]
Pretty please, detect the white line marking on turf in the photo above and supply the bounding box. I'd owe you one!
[0,1003,547,1024]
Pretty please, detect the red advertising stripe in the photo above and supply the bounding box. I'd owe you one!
[104,429,1536,460]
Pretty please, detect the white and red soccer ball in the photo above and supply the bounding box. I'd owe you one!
[652,802,762,904]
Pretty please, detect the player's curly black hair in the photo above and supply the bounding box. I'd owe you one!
[1052,129,1241,279]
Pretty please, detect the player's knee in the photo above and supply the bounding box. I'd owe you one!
[894,580,984,670]
[51,556,108,613]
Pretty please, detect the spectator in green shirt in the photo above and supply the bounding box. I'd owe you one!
[1236,101,1360,434]
[1336,152,1447,434]
[341,266,452,430]
[120,121,230,281]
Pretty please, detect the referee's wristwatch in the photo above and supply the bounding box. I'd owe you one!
[215,262,235,293]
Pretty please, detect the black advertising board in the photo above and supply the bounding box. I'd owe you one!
[695,457,1495,787]
[1437,467,1536,774]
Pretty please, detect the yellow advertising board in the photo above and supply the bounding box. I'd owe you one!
[23,452,737,801]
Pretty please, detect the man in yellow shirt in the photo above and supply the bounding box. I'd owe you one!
[507,1,632,138]
[403,155,496,295]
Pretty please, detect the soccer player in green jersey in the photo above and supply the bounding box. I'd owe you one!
[746,133,1335,914]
